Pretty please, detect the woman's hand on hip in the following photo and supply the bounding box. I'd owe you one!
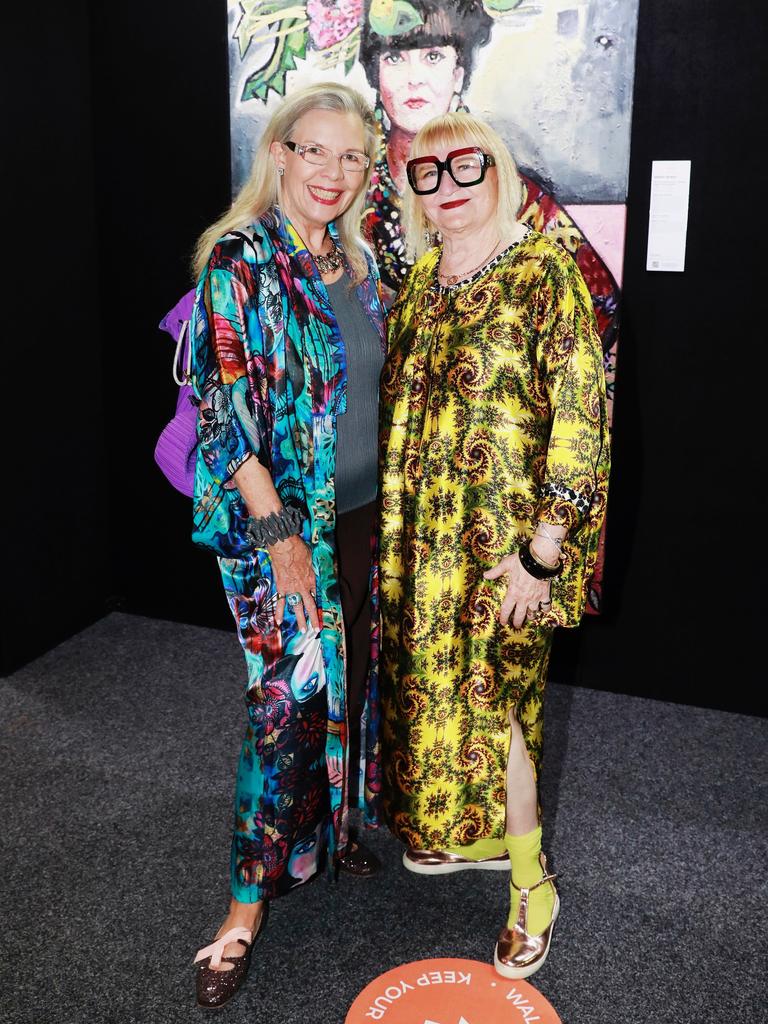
[268,535,320,633]
[483,554,551,630]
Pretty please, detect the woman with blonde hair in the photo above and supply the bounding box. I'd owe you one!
[190,82,386,1009]
[379,112,610,979]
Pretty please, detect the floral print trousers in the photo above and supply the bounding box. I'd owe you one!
[220,555,331,903]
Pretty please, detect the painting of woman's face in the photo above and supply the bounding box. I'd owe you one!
[378,45,465,134]
[288,824,322,884]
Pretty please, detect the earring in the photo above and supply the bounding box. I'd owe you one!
[277,167,284,177]
[378,105,391,133]
[450,91,469,114]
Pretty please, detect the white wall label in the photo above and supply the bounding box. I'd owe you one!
[646,160,692,272]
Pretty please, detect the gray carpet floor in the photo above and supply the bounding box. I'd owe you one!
[1,613,765,1024]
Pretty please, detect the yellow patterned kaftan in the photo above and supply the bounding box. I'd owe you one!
[378,231,610,849]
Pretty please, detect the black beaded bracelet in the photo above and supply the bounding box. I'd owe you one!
[246,505,305,548]
[517,541,563,580]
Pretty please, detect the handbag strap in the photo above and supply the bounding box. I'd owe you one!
[172,317,192,386]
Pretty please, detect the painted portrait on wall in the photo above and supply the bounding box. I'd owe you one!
[226,0,639,611]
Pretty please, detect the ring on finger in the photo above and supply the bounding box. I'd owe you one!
[286,592,302,608]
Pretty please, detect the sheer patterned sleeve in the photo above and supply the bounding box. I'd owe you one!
[192,245,270,487]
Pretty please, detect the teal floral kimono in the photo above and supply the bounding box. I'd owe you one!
[191,212,385,901]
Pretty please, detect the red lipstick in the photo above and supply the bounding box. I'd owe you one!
[440,198,470,209]
[307,185,343,206]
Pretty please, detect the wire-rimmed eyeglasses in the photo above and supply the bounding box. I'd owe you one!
[406,147,496,195]
[283,140,371,173]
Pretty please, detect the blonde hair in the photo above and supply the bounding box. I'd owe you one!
[193,83,378,284]
[402,112,524,262]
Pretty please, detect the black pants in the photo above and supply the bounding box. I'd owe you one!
[335,500,376,805]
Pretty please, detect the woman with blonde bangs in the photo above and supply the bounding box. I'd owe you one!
[189,82,386,1009]
[401,117,524,262]
[379,112,610,979]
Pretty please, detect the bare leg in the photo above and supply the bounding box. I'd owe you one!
[505,711,538,835]
[209,898,265,971]
[503,709,554,938]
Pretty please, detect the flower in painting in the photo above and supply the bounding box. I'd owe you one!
[306,0,362,50]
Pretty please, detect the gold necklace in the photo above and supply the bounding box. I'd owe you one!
[312,240,345,274]
[438,238,501,286]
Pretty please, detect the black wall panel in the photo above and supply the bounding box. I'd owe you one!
[557,0,765,715]
[87,0,233,633]
[1,4,108,673]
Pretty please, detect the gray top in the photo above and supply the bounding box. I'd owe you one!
[326,276,384,515]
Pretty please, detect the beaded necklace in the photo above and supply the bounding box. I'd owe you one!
[312,240,345,274]
[438,238,501,286]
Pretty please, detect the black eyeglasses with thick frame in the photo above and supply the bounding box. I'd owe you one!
[406,147,497,195]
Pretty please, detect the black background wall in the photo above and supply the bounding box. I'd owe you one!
[3,1,764,716]
[3,4,108,673]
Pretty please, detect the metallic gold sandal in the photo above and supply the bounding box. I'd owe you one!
[493,858,559,980]
[403,847,510,875]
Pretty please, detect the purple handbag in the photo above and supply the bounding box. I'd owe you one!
[154,290,198,497]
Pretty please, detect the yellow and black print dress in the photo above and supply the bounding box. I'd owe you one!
[379,231,610,849]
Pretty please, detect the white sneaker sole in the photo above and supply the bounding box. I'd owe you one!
[402,851,510,875]
[493,893,560,980]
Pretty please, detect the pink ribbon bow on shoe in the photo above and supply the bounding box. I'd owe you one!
[194,927,252,969]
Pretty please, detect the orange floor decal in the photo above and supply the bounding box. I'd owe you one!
[346,957,562,1023]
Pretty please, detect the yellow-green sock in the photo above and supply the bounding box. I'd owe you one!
[444,836,507,860]
[505,826,554,936]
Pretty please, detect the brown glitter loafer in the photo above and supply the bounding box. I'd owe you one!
[194,902,268,1010]
[494,860,559,980]
[403,848,510,875]
[338,836,382,877]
